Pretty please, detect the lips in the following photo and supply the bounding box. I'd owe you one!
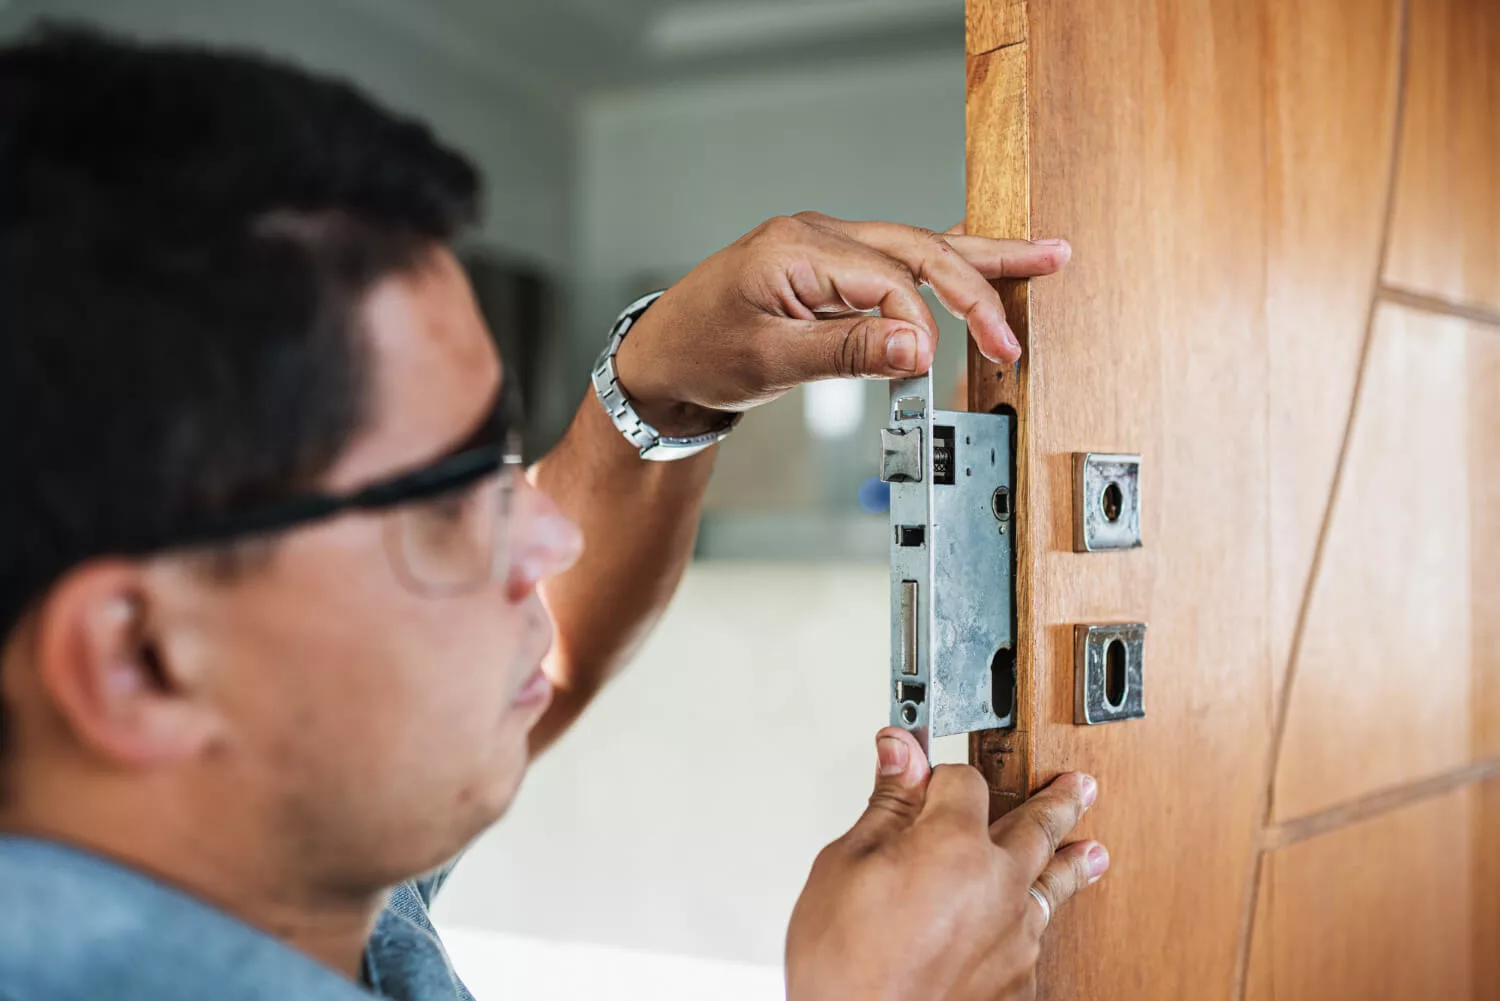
[509,601,555,712]
[512,666,553,711]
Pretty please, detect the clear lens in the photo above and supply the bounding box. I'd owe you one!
[386,458,519,596]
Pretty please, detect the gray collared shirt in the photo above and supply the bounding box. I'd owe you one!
[0,836,476,1000]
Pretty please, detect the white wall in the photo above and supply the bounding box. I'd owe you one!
[438,926,785,1001]
[574,51,965,335]
[0,0,574,270]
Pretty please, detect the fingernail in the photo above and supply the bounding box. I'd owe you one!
[1087,844,1110,882]
[1001,323,1021,356]
[1079,774,1098,809]
[1034,237,1068,247]
[885,330,918,373]
[877,735,909,776]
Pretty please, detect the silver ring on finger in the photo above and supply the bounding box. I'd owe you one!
[1027,885,1052,929]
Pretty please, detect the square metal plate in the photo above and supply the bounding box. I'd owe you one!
[1074,623,1146,725]
[1073,452,1143,552]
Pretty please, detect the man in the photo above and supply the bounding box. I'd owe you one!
[0,27,1108,1001]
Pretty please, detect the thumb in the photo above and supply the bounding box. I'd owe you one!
[844,728,931,851]
[786,315,935,383]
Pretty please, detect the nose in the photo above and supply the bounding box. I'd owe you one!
[504,475,584,601]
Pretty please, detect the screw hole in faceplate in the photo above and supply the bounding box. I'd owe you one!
[1101,481,1124,522]
[1104,638,1127,708]
[900,702,919,726]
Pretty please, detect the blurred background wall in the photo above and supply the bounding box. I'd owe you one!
[0,0,576,266]
[0,0,968,984]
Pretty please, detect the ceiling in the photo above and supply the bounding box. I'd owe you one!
[357,0,963,104]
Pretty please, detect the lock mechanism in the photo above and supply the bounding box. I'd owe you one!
[881,373,1016,754]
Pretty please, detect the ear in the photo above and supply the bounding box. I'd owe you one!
[32,561,219,768]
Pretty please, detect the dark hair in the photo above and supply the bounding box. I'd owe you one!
[0,26,482,653]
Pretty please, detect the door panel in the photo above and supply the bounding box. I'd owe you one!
[1479,779,1500,1001]
[1385,0,1500,313]
[969,0,1272,995]
[1473,333,1500,757]
[1273,305,1475,822]
[964,0,1500,996]
[1265,0,1403,706]
[1248,788,1477,1001]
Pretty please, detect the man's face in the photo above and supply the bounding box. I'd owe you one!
[146,249,582,890]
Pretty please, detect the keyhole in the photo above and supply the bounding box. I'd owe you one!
[1104,638,1127,708]
[1101,481,1124,522]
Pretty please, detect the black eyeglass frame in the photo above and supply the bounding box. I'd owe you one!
[163,381,524,555]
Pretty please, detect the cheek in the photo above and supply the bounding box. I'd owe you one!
[192,527,537,785]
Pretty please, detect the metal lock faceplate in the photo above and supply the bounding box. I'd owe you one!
[883,374,1016,753]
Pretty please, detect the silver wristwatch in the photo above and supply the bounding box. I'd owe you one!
[591,290,742,461]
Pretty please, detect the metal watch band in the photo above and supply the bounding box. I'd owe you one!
[591,290,741,462]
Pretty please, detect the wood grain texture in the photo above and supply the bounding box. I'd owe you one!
[1265,0,1404,712]
[965,0,1500,994]
[966,0,1026,55]
[971,0,1272,996]
[1384,0,1500,313]
[1241,860,1274,1001]
[965,42,1032,820]
[1247,787,1478,1001]
[1478,779,1500,1001]
[1273,304,1476,822]
[1473,327,1500,761]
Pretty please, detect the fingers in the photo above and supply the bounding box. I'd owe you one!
[803,216,1020,363]
[772,313,930,386]
[989,772,1098,879]
[772,221,940,340]
[1026,840,1110,934]
[752,213,1070,383]
[943,235,1072,280]
[842,728,932,852]
[918,763,992,831]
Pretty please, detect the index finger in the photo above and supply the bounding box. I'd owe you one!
[988,772,1097,879]
[944,235,1072,279]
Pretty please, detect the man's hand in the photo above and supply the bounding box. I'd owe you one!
[786,728,1107,1001]
[613,212,1070,434]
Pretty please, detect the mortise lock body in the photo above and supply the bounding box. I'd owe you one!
[881,373,1016,754]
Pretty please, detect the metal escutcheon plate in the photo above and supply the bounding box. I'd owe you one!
[1073,453,1143,552]
[1074,623,1146,725]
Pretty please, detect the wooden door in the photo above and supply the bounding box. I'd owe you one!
[963,0,1500,997]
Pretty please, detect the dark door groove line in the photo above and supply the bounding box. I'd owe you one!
[1261,757,1500,852]
[1380,283,1500,329]
[1229,1,1413,997]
